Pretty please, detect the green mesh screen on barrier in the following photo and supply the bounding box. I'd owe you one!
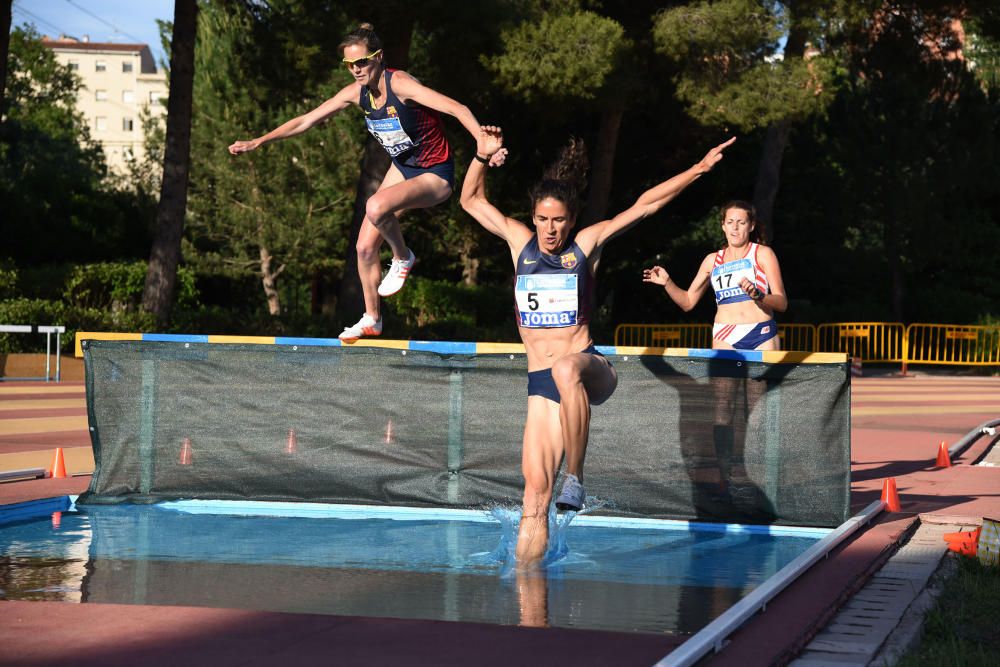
[79,340,850,527]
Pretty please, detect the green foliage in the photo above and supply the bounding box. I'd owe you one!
[184,2,360,316]
[483,11,627,102]
[0,299,66,353]
[389,277,513,341]
[653,0,838,130]
[0,297,159,353]
[63,262,198,312]
[896,555,1000,666]
[0,262,17,299]
[0,26,154,264]
[653,0,783,64]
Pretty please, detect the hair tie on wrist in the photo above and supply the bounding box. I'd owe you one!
[474,154,490,164]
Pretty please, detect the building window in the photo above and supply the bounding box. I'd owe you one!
[123,118,134,132]
[149,91,164,105]
[95,117,107,132]
[95,60,107,72]
[95,90,108,101]
[68,60,79,71]
[122,61,134,73]
[122,90,135,104]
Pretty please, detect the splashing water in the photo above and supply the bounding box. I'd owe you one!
[468,493,615,576]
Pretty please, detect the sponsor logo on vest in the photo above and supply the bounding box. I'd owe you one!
[387,105,397,116]
[560,252,578,269]
[522,258,537,265]
[520,311,575,327]
[718,287,746,300]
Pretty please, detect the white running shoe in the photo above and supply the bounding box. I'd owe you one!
[377,249,416,297]
[338,314,382,344]
[556,473,585,512]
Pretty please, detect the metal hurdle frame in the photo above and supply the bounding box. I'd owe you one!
[0,324,66,381]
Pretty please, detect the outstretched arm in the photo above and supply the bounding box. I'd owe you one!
[579,137,736,251]
[643,255,713,311]
[460,126,529,250]
[228,84,357,155]
[392,73,483,143]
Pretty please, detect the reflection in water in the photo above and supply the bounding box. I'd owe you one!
[0,512,92,602]
[0,504,818,635]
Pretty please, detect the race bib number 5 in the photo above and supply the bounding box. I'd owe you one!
[516,274,578,328]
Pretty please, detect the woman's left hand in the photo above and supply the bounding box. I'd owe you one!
[740,278,763,301]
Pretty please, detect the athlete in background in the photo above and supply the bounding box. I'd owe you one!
[642,201,787,350]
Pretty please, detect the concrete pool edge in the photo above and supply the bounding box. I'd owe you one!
[657,500,886,666]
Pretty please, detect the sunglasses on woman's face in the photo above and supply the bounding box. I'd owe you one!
[343,49,382,69]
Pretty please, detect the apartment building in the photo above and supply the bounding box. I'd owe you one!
[42,36,167,174]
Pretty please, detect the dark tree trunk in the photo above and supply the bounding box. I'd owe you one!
[260,244,283,316]
[752,119,791,244]
[334,13,414,324]
[581,105,624,227]
[752,21,807,243]
[142,0,198,326]
[0,0,12,116]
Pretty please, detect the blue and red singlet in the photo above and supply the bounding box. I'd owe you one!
[359,69,451,169]
[514,236,595,329]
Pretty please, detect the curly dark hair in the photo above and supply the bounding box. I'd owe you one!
[528,137,589,221]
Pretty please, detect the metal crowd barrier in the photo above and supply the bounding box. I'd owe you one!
[614,323,818,352]
[0,324,65,381]
[906,323,1000,370]
[615,322,1000,372]
[613,323,713,349]
[816,322,906,364]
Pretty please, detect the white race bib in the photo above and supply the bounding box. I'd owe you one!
[516,274,578,328]
[712,258,757,304]
[365,117,415,157]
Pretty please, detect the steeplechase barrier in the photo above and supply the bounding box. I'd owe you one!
[75,332,851,528]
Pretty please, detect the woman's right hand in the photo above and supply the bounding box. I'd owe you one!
[477,125,504,161]
[643,266,670,286]
[228,139,260,155]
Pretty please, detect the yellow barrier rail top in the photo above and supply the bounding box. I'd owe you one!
[76,332,849,365]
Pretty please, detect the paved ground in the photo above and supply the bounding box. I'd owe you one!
[1,373,999,666]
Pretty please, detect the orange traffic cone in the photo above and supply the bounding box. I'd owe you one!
[935,441,952,468]
[944,527,981,556]
[179,437,193,465]
[49,447,67,479]
[285,428,298,455]
[881,478,901,512]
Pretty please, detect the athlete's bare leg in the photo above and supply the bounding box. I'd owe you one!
[355,166,451,319]
[516,396,562,565]
[550,352,617,482]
